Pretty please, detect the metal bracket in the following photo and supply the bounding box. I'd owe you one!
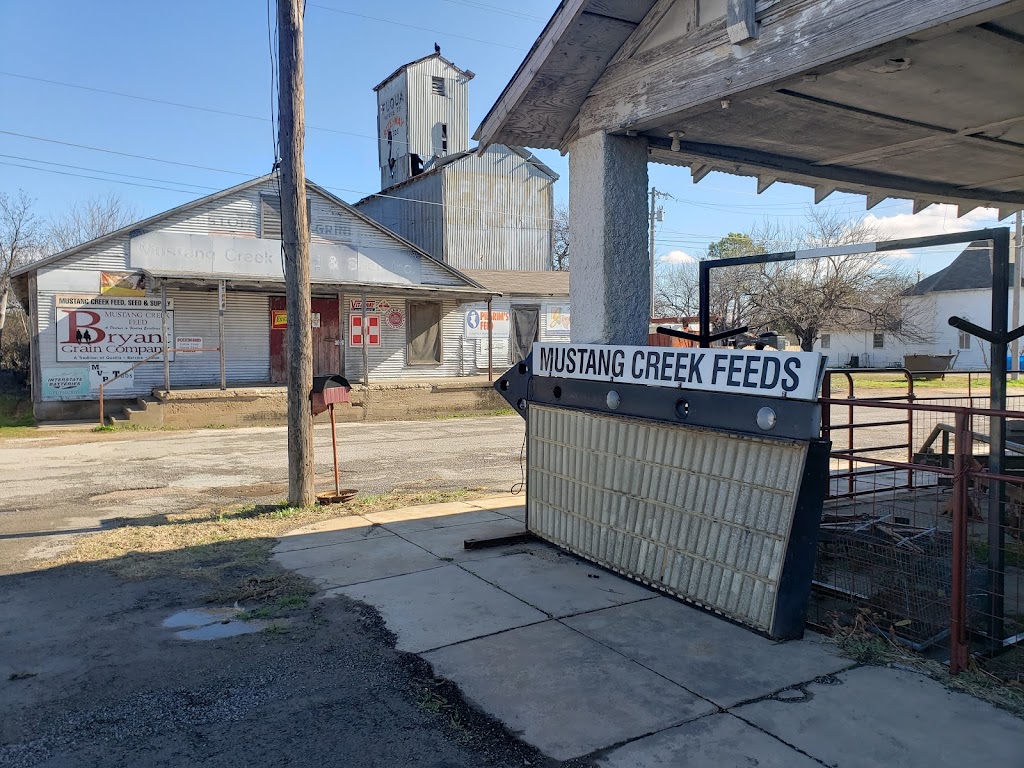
[948,316,1024,345]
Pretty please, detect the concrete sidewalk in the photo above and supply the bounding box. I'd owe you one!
[274,495,1024,766]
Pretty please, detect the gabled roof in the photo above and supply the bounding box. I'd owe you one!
[460,269,569,297]
[353,144,558,205]
[12,173,487,292]
[906,241,999,295]
[11,173,278,278]
[373,51,475,92]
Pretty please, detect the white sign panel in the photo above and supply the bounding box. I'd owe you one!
[533,343,825,401]
[378,75,409,184]
[55,294,173,362]
[39,365,135,401]
[89,364,135,392]
[464,305,511,340]
[175,336,203,353]
[543,303,570,337]
[130,233,423,286]
[477,338,510,368]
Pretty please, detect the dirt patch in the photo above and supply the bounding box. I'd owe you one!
[0,564,577,768]
[1,489,578,767]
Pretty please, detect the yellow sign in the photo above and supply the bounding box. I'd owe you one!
[271,309,288,329]
[100,272,147,297]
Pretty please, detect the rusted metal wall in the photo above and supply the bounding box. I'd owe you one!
[442,145,554,271]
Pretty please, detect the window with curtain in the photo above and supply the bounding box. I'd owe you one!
[407,301,442,365]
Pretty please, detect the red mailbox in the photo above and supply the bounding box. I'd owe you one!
[310,374,351,415]
[309,374,355,504]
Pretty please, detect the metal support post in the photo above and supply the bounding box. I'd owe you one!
[161,282,170,392]
[218,280,226,390]
[486,296,494,382]
[988,227,1011,643]
[950,409,972,675]
[360,290,369,386]
[698,261,710,348]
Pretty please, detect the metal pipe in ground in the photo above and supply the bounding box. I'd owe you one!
[330,403,339,496]
[950,409,972,675]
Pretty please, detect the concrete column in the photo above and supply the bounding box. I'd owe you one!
[568,131,649,344]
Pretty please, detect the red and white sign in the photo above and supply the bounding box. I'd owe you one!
[350,313,381,347]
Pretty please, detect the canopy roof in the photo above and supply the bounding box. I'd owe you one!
[476,0,1024,216]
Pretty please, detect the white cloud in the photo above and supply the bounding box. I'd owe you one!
[862,204,1000,241]
[660,249,696,264]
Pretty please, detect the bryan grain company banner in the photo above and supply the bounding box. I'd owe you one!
[534,343,826,401]
[55,294,174,362]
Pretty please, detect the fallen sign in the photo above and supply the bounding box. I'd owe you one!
[496,343,831,640]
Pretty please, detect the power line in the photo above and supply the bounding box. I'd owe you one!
[307,3,528,51]
[440,0,545,22]
[0,129,255,177]
[0,160,210,195]
[0,153,219,191]
[0,71,415,150]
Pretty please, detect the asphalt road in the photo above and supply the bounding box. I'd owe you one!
[0,416,526,575]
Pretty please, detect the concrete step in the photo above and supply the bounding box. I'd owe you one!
[120,396,165,428]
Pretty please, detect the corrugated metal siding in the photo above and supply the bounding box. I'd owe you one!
[341,293,465,380]
[443,146,553,271]
[406,57,470,161]
[455,299,571,374]
[30,178,479,402]
[527,406,808,633]
[168,290,269,387]
[353,174,446,262]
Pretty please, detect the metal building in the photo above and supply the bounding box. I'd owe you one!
[10,174,504,421]
[356,51,561,274]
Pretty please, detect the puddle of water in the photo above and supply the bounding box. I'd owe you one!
[162,607,241,629]
[174,620,268,640]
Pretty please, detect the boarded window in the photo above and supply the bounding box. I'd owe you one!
[872,332,885,349]
[431,76,446,96]
[260,193,312,239]
[820,333,831,350]
[408,302,443,365]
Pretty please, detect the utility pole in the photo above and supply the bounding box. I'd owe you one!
[1013,210,1023,381]
[649,187,664,320]
[278,0,314,506]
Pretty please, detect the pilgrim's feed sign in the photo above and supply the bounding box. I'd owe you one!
[534,343,825,401]
[55,295,174,362]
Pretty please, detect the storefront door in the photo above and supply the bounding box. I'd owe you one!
[269,297,341,384]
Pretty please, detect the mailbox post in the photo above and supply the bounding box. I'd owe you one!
[310,374,355,504]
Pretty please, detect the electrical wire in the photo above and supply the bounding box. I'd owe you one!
[0,71,418,150]
[307,3,528,51]
[440,0,545,22]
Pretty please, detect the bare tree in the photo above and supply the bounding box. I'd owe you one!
[744,208,925,351]
[0,191,43,349]
[552,203,569,271]
[46,193,139,254]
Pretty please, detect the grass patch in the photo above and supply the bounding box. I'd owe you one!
[432,408,515,420]
[41,488,483,612]
[0,393,34,438]
[827,373,1024,391]
[830,610,1024,718]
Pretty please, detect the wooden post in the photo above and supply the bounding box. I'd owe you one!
[278,0,314,507]
[218,280,226,390]
[161,282,170,391]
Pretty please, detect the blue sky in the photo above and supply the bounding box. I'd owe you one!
[0,0,1009,274]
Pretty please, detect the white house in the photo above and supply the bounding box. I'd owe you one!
[814,241,1005,370]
